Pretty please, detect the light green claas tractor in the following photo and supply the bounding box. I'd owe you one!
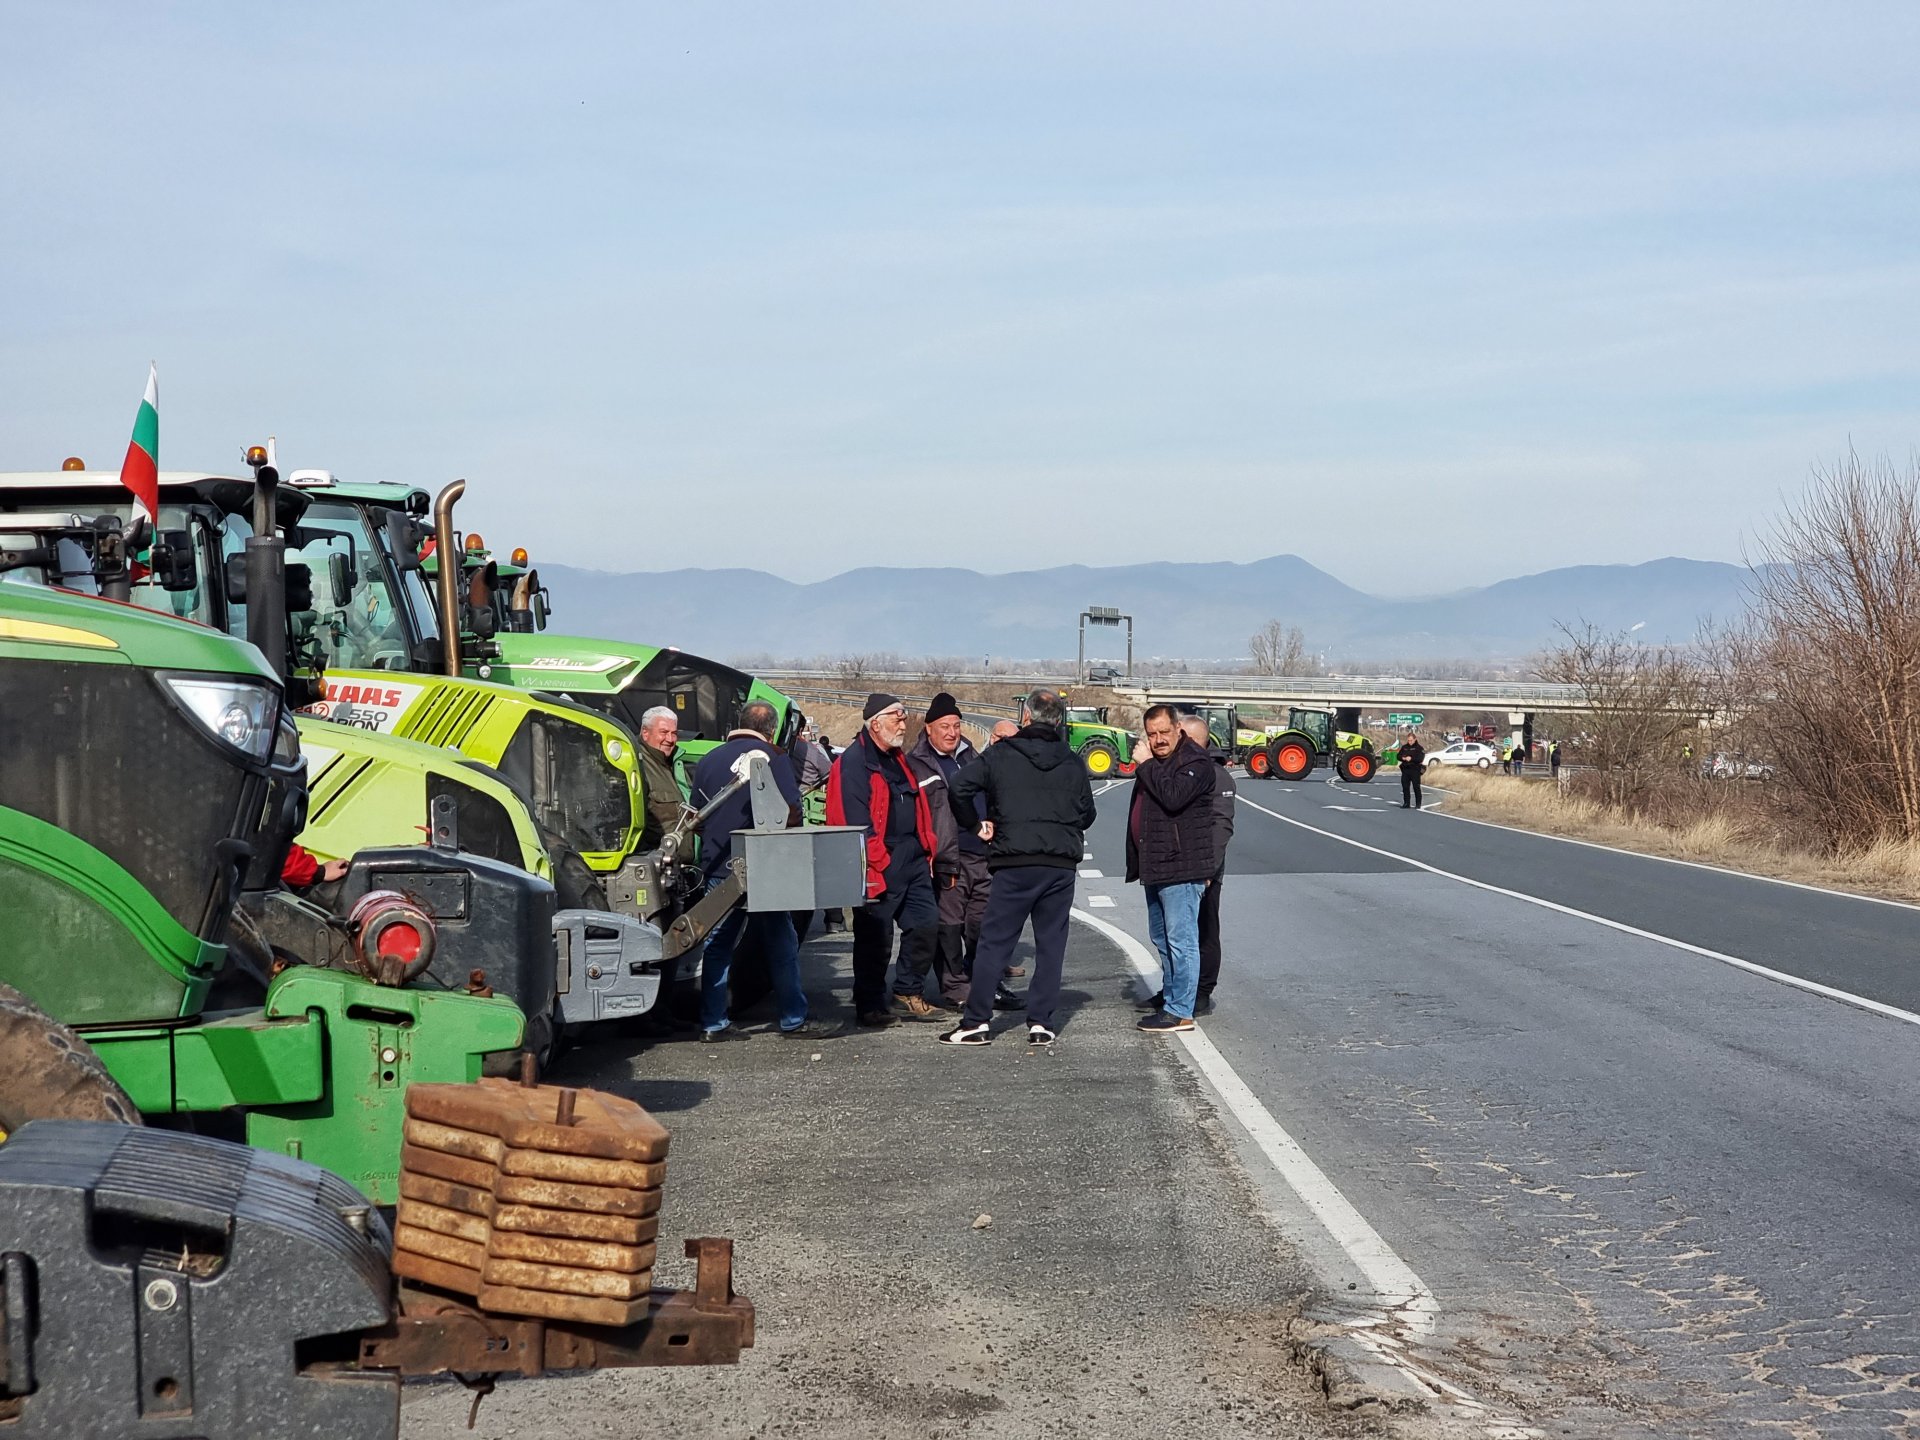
[275,471,803,784]
[0,578,528,1198]
[1252,706,1392,783]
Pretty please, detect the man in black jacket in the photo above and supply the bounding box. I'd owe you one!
[1126,705,1217,1033]
[937,688,1097,1047]
[1399,732,1426,809]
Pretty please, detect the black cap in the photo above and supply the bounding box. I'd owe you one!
[923,691,961,724]
[863,692,905,720]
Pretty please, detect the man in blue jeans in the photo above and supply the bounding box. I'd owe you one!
[1125,705,1219,1033]
[689,700,835,1042]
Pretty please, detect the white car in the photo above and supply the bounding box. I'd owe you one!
[1425,741,1498,770]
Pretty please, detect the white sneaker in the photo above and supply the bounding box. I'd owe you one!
[938,1022,992,1047]
[1027,1024,1058,1045]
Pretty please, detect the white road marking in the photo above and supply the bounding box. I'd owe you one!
[1085,894,1115,909]
[1068,904,1437,1329]
[1235,794,1920,1030]
[1430,805,1920,914]
[1078,867,1104,878]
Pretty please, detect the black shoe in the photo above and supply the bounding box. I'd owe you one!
[1195,994,1215,1017]
[938,1022,992,1047]
[779,1019,843,1039]
[992,986,1025,1011]
[1135,990,1166,1012]
[699,1025,751,1043]
[856,1009,898,1029]
[1137,1011,1195,1033]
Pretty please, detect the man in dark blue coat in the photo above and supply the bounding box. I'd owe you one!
[689,700,829,1041]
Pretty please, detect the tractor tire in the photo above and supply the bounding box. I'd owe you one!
[1338,750,1375,784]
[1081,739,1119,777]
[540,827,611,912]
[0,982,141,1141]
[1269,737,1315,781]
[1244,746,1272,779]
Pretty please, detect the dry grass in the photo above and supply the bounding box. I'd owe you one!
[1432,769,1920,906]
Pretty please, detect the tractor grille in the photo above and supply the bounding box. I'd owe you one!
[400,684,496,749]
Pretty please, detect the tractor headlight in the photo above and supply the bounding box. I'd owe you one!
[161,675,279,762]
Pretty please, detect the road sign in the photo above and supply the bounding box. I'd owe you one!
[1086,605,1122,625]
[1386,711,1426,727]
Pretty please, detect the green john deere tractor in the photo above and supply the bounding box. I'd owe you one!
[1013,697,1138,777]
[0,577,532,1199]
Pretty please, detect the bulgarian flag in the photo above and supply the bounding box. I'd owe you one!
[119,363,160,525]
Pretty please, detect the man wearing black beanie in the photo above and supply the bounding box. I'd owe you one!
[826,693,941,1026]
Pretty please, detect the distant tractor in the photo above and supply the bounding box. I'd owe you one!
[1255,706,1392,783]
[1018,696,1139,777]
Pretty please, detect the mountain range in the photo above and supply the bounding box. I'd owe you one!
[534,554,1758,666]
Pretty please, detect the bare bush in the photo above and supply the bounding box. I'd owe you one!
[1728,450,1920,846]
[1537,622,1706,809]
[1249,621,1318,676]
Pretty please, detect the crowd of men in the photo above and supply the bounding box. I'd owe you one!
[641,687,1239,1047]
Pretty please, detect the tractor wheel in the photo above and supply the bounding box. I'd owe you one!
[1270,737,1314,781]
[1244,747,1272,779]
[0,982,141,1142]
[1338,751,1375,784]
[1081,740,1118,777]
[540,827,611,912]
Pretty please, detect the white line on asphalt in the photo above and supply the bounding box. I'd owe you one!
[1085,894,1115,909]
[1068,904,1439,1332]
[1078,868,1104,878]
[1427,804,1920,914]
[1234,794,1920,1030]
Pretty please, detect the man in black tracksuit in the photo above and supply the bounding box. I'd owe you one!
[937,689,1097,1046]
[1399,733,1426,809]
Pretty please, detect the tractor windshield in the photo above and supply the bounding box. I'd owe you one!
[0,499,223,627]
[576,650,759,746]
[274,498,439,672]
[495,712,630,859]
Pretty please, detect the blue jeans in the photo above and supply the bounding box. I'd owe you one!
[700,894,807,1035]
[1145,881,1206,1020]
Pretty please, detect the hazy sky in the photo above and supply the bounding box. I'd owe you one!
[5,4,1917,595]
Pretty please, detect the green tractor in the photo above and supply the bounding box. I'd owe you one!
[0,577,532,1200]
[1251,705,1393,783]
[1014,696,1138,777]
[275,471,803,776]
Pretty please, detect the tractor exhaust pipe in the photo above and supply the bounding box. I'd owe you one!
[243,444,288,680]
[432,480,466,677]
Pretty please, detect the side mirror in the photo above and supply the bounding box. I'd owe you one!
[284,562,314,613]
[386,509,427,571]
[223,553,249,604]
[531,586,550,629]
[327,550,354,607]
[149,530,197,592]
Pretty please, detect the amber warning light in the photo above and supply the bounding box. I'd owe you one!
[61,456,86,471]
[465,533,486,553]
[510,547,528,566]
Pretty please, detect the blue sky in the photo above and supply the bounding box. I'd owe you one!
[4,3,1918,594]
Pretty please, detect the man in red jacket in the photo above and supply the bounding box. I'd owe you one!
[826,693,941,1027]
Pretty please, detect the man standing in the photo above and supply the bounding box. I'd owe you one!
[1549,740,1562,779]
[688,701,828,1041]
[903,694,990,1010]
[636,705,686,850]
[1399,731,1426,809]
[827,694,940,1027]
[1183,714,1234,1017]
[1126,705,1216,1035]
[989,719,1018,743]
[938,689,1096,1047]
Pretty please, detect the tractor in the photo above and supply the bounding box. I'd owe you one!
[1014,696,1139,776]
[1251,706,1396,783]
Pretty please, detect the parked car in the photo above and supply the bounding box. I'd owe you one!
[1084,663,1123,685]
[1426,741,1499,770]
[1708,752,1775,781]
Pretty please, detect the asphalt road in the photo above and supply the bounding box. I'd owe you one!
[1081,770,1920,1437]
[400,925,1386,1440]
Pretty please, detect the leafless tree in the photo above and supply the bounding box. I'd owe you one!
[1249,621,1317,676]
[1726,450,1920,845]
[1537,622,1705,809]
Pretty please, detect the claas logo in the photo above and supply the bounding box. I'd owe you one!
[325,681,407,708]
